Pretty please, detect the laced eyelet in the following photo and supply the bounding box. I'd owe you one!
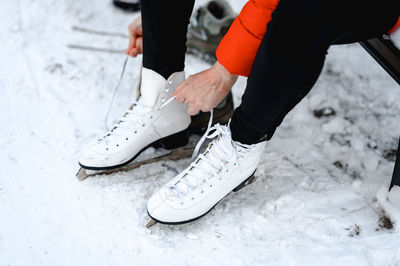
[180,202,184,205]
[191,197,195,200]
[106,148,109,151]
[149,115,153,119]
[209,184,213,187]
[141,123,145,127]
[165,88,169,92]
[161,98,166,103]
[116,144,119,147]
[126,137,128,140]
[134,130,137,134]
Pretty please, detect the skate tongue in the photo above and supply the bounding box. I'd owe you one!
[138,67,166,107]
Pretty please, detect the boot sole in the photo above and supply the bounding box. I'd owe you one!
[146,170,257,226]
[79,128,189,171]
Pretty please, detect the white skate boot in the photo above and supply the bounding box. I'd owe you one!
[146,123,266,225]
[78,67,191,170]
[391,26,400,49]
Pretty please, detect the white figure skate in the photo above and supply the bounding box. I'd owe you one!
[146,123,266,226]
[78,67,191,171]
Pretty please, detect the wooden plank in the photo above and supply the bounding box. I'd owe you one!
[360,36,400,85]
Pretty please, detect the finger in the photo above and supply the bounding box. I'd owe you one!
[126,33,135,54]
[136,25,142,35]
[127,37,134,53]
[200,105,212,112]
[132,23,142,46]
[171,86,181,98]
[188,106,199,116]
[135,37,143,54]
[127,23,134,38]
[175,90,186,104]
[133,28,142,39]
[128,26,141,51]
[132,36,137,49]
[129,48,138,57]
[172,81,185,97]
[174,78,190,97]
[175,95,185,104]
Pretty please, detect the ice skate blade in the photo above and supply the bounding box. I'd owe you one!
[145,218,157,228]
[232,173,256,192]
[75,146,194,181]
[76,167,88,181]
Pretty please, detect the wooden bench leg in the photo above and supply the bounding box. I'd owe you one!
[389,137,400,191]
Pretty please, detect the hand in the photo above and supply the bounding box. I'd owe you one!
[126,15,143,57]
[172,61,238,115]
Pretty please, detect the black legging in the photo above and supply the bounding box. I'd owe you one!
[140,0,400,144]
[140,0,195,80]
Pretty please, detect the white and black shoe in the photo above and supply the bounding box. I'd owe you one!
[147,123,266,225]
[78,67,191,170]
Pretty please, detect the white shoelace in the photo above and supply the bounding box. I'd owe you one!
[98,100,152,147]
[104,55,130,131]
[160,95,256,201]
[169,123,243,200]
[100,55,153,148]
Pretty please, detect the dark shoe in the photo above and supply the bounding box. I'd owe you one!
[113,0,140,12]
[187,0,236,63]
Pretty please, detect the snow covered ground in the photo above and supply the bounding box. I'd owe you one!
[1,0,400,265]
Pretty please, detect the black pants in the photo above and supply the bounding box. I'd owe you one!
[140,0,195,79]
[140,0,400,144]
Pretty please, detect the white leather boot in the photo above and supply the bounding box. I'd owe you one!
[391,26,400,49]
[79,67,191,170]
[147,123,266,225]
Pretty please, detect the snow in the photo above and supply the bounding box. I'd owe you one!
[1,0,400,265]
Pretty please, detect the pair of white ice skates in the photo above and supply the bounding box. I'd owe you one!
[79,67,266,225]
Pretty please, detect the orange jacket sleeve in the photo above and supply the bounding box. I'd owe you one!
[216,0,279,77]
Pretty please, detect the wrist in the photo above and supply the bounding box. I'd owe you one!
[214,61,235,78]
[213,61,238,87]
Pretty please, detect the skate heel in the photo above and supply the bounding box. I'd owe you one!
[233,170,257,192]
[153,129,189,150]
